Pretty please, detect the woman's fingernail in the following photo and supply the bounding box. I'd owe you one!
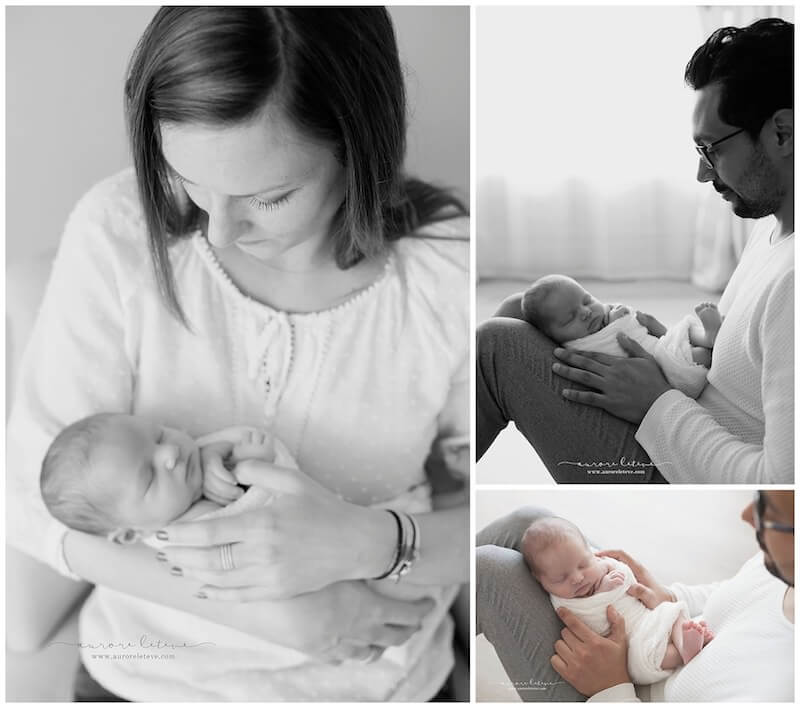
[194,591,208,600]
[156,551,167,562]
[156,530,169,541]
[552,363,561,372]
[170,566,183,576]
[554,348,564,356]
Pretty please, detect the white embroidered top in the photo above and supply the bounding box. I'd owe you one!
[6,168,469,701]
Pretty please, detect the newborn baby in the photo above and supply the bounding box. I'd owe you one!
[521,274,722,398]
[522,517,714,684]
[40,412,290,543]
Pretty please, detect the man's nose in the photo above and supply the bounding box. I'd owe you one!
[696,158,715,183]
[741,501,755,528]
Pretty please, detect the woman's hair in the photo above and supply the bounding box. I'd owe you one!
[684,18,793,140]
[125,7,466,323]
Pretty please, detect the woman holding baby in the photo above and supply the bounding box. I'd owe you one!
[7,7,468,701]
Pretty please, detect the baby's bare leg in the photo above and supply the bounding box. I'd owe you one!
[661,611,713,669]
[690,302,722,349]
[660,640,683,670]
[690,345,712,367]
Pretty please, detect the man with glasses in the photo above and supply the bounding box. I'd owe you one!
[477,18,793,483]
[546,491,794,700]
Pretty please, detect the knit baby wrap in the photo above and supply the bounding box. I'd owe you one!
[549,558,688,684]
[564,311,709,399]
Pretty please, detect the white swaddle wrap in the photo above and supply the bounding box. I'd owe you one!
[564,311,708,399]
[549,558,688,685]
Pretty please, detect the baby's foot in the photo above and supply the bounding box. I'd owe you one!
[695,302,722,342]
[698,620,715,645]
[231,428,275,464]
[678,620,705,664]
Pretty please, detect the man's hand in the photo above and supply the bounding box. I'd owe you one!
[552,336,672,424]
[597,549,676,609]
[551,605,630,697]
[636,311,668,337]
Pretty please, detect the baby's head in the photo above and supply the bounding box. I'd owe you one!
[521,275,609,343]
[521,517,606,599]
[41,413,203,541]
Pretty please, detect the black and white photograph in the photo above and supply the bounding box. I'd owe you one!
[475,5,794,485]
[7,6,469,701]
[475,488,794,701]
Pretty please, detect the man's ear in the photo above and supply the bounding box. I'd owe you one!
[107,527,142,544]
[769,108,793,156]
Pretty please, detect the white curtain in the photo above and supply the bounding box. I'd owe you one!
[476,5,789,289]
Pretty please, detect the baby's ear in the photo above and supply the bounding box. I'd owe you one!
[107,528,142,545]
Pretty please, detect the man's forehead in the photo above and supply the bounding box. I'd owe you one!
[692,84,730,141]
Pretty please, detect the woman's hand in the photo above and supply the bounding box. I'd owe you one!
[551,605,630,697]
[268,581,434,664]
[158,460,395,600]
[552,335,672,424]
[597,549,676,609]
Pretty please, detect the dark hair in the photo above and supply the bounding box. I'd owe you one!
[40,413,120,536]
[685,18,793,139]
[125,7,466,324]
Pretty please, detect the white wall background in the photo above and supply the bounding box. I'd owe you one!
[6,6,469,264]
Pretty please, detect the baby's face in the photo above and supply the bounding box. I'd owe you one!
[88,415,203,530]
[541,278,609,342]
[535,536,608,599]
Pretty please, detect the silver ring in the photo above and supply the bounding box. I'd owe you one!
[219,542,236,571]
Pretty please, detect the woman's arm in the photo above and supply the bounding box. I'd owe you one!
[63,529,432,661]
[159,463,469,601]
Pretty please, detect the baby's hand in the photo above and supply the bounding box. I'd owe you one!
[230,428,275,464]
[202,440,243,505]
[607,305,630,324]
[597,570,626,593]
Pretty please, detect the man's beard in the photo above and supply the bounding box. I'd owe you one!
[758,537,794,587]
[718,143,785,219]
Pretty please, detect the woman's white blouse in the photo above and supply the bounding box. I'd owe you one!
[7,168,468,701]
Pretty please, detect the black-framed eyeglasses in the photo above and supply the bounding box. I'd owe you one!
[753,491,794,536]
[694,127,746,169]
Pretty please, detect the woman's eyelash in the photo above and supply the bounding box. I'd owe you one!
[171,172,292,212]
[249,193,292,212]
